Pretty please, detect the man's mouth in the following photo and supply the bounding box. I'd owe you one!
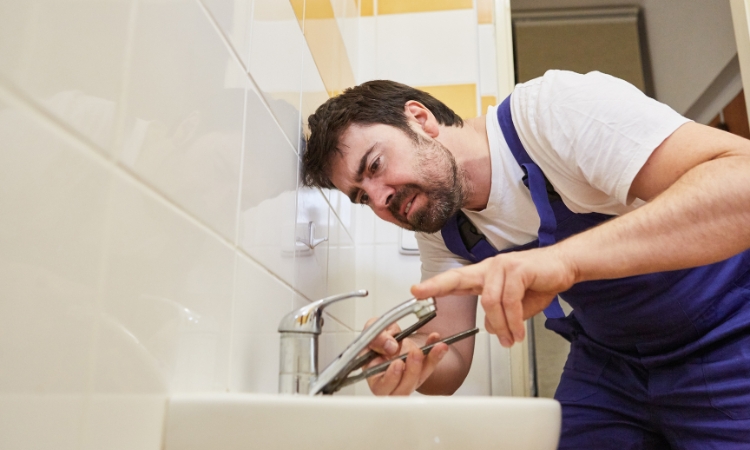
[402,194,417,219]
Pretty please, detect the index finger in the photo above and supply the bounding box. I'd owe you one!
[410,264,485,299]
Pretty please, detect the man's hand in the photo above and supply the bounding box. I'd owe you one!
[411,246,577,347]
[362,318,449,396]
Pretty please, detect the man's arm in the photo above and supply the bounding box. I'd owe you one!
[412,122,750,347]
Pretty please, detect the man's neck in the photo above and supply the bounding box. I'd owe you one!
[437,115,492,211]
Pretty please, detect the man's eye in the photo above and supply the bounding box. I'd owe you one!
[360,192,369,205]
[370,157,381,173]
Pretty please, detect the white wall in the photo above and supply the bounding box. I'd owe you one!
[0,1,358,449]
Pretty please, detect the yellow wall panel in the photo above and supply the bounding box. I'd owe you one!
[304,19,357,96]
[288,0,357,97]
[477,0,493,24]
[481,95,497,114]
[378,0,473,15]
[304,0,336,19]
[360,0,374,16]
[289,0,304,24]
[417,83,478,119]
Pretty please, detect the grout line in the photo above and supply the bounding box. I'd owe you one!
[110,0,139,164]
[1,1,356,334]
[0,76,114,170]
[194,0,300,156]
[0,70,323,318]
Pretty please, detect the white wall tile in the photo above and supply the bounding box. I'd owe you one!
[489,337,513,397]
[0,98,110,394]
[238,86,299,285]
[356,16,378,84]
[373,216,399,245]
[120,0,246,241]
[353,204,376,245]
[0,0,132,154]
[229,254,295,394]
[99,173,235,393]
[354,245,377,328]
[325,210,357,329]
[478,24,499,100]
[294,187,330,301]
[375,10,478,86]
[200,0,254,69]
[300,34,329,132]
[373,245,423,313]
[248,0,304,147]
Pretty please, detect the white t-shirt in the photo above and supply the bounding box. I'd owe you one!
[416,70,691,280]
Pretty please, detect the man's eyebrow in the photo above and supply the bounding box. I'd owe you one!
[347,145,375,203]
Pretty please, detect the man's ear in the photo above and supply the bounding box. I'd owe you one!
[404,100,440,138]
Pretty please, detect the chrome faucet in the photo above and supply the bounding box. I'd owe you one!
[278,290,437,395]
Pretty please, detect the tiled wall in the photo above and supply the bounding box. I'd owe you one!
[0,0,517,449]
[352,0,524,398]
[0,1,357,449]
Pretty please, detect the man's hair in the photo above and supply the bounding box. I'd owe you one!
[302,80,463,189]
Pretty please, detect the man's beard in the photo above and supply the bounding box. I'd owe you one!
[388,134,467,233]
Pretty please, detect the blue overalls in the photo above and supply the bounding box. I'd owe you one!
[441,96,750,449]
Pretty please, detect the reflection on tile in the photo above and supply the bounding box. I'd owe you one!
[249,0,303,147]
[101,173,235,393]
[238,87,298,286]
[121,0,246,241]
[0,0,132,153]
[0,98,110,393]
[294,187,330,301]
[230,254,295,394]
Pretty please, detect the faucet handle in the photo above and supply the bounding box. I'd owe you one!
[278,289,369,334]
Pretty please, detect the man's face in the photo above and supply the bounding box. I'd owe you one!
[330,122,465,233]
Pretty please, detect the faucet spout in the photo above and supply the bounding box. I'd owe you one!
[308,297,436,396]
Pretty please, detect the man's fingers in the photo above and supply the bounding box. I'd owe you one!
[364,321,402,356]
[390,346,424,395]
[411,265,485,299]
[367,358,404,395]
[481,267,515,347]
[501,276,527,342]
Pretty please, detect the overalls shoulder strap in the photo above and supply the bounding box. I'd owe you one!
[441,96,565,319]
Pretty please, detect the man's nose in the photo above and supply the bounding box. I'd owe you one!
[364,182,394,210]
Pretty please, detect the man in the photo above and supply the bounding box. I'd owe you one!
[302,70,750,448]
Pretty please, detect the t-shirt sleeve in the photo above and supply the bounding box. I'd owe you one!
[416,231,471,281]
[512,70,691,206]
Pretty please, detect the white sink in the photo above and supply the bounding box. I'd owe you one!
[164,393,560,450]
